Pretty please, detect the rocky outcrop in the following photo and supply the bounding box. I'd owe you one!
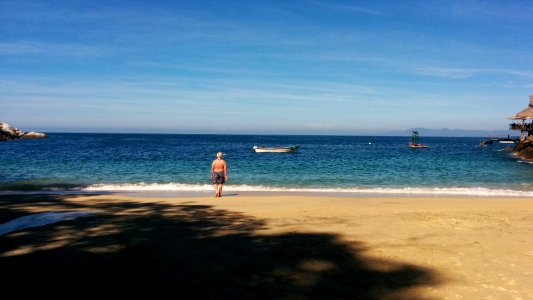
[514,136,533,160]
[0,121,47,141]
[21,132,48,139]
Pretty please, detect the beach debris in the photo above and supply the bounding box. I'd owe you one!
[0,210,99,236]
[0,121,47,141]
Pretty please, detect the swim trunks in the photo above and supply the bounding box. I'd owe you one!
[212,171,225,184]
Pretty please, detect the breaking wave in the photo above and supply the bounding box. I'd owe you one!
[81,183,533,197]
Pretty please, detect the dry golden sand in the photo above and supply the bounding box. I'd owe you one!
[1,193,532,299]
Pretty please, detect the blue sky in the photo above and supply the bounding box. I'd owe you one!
[1,0,532,134]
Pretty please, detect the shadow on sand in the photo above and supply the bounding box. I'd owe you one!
[0,194,441,299]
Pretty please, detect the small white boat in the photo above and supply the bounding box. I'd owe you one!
[253,145,300,153]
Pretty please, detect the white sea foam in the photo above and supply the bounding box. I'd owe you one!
[82,183,533,197]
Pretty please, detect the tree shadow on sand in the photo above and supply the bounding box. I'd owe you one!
[0,194,442,299]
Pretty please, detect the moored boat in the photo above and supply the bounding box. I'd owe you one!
[408,131,429,148]
[408,142,429,148]
[253,145,300,153]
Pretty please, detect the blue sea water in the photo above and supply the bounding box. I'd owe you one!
[1,133,532,196]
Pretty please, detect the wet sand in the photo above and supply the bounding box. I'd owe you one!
[1,193,531,299]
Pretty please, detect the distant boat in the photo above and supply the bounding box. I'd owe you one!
[408,131,429,148]
[253,145,300,153]
[408,143,429,148]
[479,136,518,146]
[499,140,517,144]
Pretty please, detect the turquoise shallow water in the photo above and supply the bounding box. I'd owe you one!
[1,133,532,196]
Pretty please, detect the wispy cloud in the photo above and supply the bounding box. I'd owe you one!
[0,42,105,56]
[410,67,477,79]
[410,66,533,79]
[310,1,388,16]
[1,1,136,22]
[420,1,533,22]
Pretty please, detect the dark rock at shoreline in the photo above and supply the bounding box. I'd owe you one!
[514,138,533,160]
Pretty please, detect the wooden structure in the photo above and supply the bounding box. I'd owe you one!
[509,95,533,142]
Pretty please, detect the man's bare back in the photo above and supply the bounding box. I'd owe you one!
[211,159,226,173]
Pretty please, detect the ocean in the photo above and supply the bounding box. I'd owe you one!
[1,133,532,197]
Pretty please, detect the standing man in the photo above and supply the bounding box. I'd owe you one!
[211,152,228,197]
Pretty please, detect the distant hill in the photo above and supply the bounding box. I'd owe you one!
[384,128,516,138]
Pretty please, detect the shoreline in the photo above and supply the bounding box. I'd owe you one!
[1,192,532,298]
[114,189,533,199]
[2,185,533,198]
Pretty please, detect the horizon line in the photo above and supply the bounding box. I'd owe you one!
[38,130,518,138]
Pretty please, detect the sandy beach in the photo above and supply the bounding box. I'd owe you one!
[1,193,531,299]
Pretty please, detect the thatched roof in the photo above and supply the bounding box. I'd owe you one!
[509,95,533,120]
